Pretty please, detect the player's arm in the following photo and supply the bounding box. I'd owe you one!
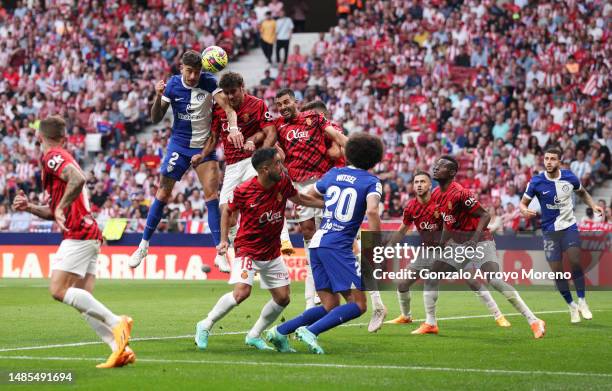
[151,80,170,123]
[191,131,218,167]
[326,142,343,160]
[261,124,278,148]
[365,194,382,232]
[468,205,491,243]
[575,187,604,216]
[217,203,233,255]
[324,124,348,147]
[386,223,410,247]
[289,187,324,209]
[55,164,87,231]
[213,92,242,148]
[12,190,54,220]
[519,196,537,218]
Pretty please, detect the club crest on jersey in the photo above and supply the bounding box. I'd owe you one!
[277,192,283,202]
[562,184,571,193]
[196,93,205,102]
[241,270,248,279]
[305,118,312,126]
[241,113,250,122]
[286,128,309,141]
[47,154,64,171]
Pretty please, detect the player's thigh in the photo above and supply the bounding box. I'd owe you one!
[299,218,317,239]
[160,145,191,184]
[561,229,581,266]
[543,231,563,263]
[547,260,564,273]
[219,159,251,205]
[73,273,96,293]
[195,160,220,200]
[51,240,100,284]
[256,256,290,290]
[49,269,83,299]
[309,247,332,292]
[294,180,322,225]
[229,256,257,288]
[320,247,363,293]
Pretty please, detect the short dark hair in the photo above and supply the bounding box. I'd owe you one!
[219,72,244,89]
[251,147,277,170]
[275,88,295,100]
[301,100,328,116]
[412,171,431,182]
[439,155,459,173]
[39,115,66,141]
[544,147,562,158]
[181,50,202,68]
[345,132,383,170]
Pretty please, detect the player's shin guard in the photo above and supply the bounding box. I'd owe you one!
[474,285,502,319]
[277,306,327,335]
[369,290,384,310]
[488,279,538,324]
[554,276,574,304]
[143,198,167,241]
[82,313,117,351]
[63,287,122,327]
[398,289,411,317]
[571,267,586,299]
[423,280,439,325]
[303,240,317,309]
[307,302,363,335]
[206,199,221,246]
[202,292,238,330]
[247,299,287,339]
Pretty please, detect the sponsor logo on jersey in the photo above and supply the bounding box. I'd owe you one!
[178,103,205,121]
[419,221,437,231]
[259,210,283,224]
[47,154,65,171]
[286,128,310,141]
[545,195,570,210]
[464,197,476,207]
[441,212,456,224]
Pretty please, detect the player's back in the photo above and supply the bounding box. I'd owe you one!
[42,147,101,240]
[310,166,382,250]
[162,72,218,149]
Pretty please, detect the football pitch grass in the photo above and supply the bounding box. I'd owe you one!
[0,279,611,390]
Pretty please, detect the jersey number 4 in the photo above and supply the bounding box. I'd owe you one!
[325,186,357,222]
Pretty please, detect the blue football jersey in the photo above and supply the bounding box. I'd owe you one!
[523,169,581,231]
[309,167,382,250]
[161,73,219,149]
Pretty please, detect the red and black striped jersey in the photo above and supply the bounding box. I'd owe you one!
[228,173,297,260]
[275,110,334,182]
[42,147,102,241]
[212,94,274,165]
[431,181,492,243]
[402,196,442,245]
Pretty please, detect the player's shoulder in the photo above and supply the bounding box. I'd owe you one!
[530,171,546,183]
[199,71,217,83]
[560,169,579,181]
[43,147,72,171]
[167,75,182,88]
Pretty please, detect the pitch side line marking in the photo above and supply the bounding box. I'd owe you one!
[0,355,611,378]
[0,309,607,353]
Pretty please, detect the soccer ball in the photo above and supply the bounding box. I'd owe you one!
[201,46,228,73]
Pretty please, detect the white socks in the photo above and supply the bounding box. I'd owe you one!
[247,299,286,339]
[397,290,411,317]
[474,286,502,319]
[63,287,121,327]
[202,292,238,331]
[228,225,238,245]
[369,290,384,310]
[423,281,439,325]
[281,220,290,242]
[488,279,538,325]
[303,239,317,309]
[139,239,149,248]
[82,313,118,351]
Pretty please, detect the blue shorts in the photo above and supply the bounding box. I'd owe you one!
[160,143,217,181]
[310,247,363,293]
[542,225,580,262]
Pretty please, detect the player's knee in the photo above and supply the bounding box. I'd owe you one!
[275,295,290,307]
[156,188,172,203]
[301,226,316,240]
[49,284,66,302]
[233,288,251,304]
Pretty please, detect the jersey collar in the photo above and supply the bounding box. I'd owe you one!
[544,170,561,181]
[181,76,195,90]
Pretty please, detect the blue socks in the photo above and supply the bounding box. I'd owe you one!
[555,277,574,304]
[143,199,166,241]
[572,267,586,299]
[206,199,221,246]
[277,306,327,335]
[307,302,363,336]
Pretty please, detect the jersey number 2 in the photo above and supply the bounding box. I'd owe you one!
[325,186,357,222]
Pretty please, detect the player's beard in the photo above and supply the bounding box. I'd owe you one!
[269,170,282,183]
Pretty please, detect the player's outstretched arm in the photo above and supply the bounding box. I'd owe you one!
[192,131,219,166]
[575,187,605,216]
[324,125,348,147]
[151,80,170,123]
[326,142,343,160]
[386,223,410,247]
[55,164,87,231]
[217,205,233,255]
[12,190,54,220]
[365,194,382,232]
[290,187,324,209]
[468,205,491,242]
[261,124,277,148]
[519,196,537,218]
[214,92,242,148]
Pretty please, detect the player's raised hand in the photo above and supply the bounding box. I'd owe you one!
[244,139,256,152]
[520,208,537,218]
[191,153,203,167]
[228,129,244,149]
[155,80,166,96]
[12,190,29,211]
[55,208,68,232]
[216,240,229,255]
[593,205,605,216]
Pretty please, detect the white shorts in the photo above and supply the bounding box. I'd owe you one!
[439,240,497,270]
[294,179,323,222]
[220,158,257,205]
[228,256,290,289]
[52,239,100,277]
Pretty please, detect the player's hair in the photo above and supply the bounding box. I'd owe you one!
[39,115,66,141]
[301,100,328,116]
[251,147,277,170]
[544,147,562,159]
[275,88,295,100]
[181,50,202,68]
[219,72,244,89]
[345,132,383,170]
[439,155,459,173]
[412,171,431,182]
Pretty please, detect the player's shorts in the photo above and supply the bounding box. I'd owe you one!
[543,225,580,262]
[52,239,100,278]
[219,158,257,205]
[229,255,290,289]
[310,246,363,292]
[160,142,218,181]
[294,179,323,222]
[408,249,440,271]
[438,240,497,270]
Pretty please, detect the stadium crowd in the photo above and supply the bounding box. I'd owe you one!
[0,0,610,234]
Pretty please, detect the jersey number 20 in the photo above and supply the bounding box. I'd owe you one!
[325,186,357,222]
